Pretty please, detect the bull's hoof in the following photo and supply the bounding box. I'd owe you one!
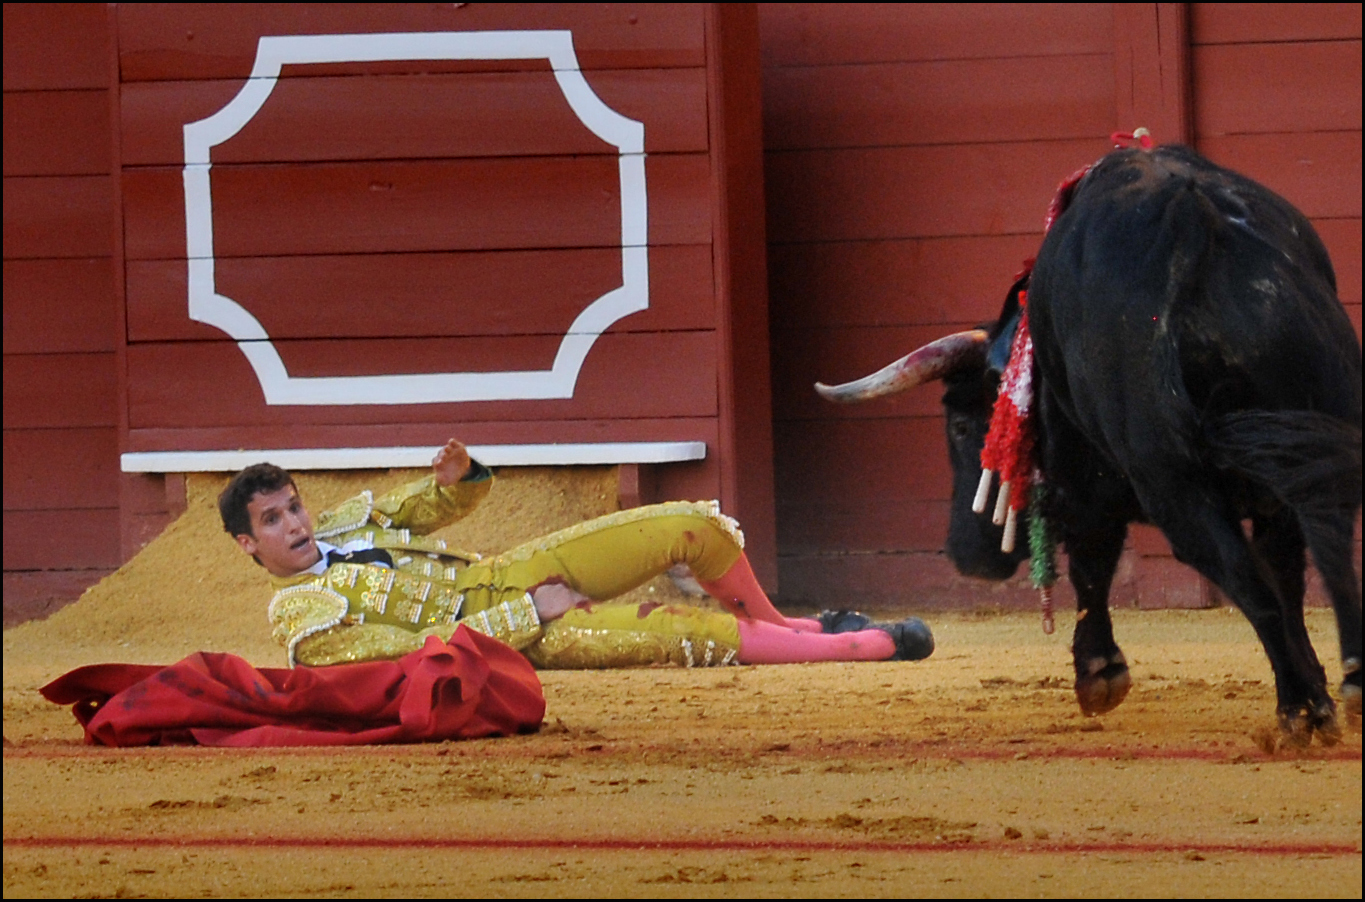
[1075,653,1131,716]
[1276,710,1316,749]
[1277,700,1341,749]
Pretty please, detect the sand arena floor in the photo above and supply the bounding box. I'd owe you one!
[4,469,1361,897]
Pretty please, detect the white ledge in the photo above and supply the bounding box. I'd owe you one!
[121,442,707,473]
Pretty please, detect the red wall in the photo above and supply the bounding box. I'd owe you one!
[3,3,122,623]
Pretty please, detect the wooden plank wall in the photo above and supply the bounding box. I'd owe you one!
[2,3,123,624]
[759,3,1362,610]
[117,5,719,461]
[760,3,1118,609]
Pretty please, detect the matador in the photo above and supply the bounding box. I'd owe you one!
[219,438,935,669]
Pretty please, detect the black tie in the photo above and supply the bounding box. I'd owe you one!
[326,547,395,568]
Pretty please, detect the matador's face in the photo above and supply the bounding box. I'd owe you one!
[234,484,321,577]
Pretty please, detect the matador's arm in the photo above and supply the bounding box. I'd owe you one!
[315,439,493,538]
[370,437,492,534]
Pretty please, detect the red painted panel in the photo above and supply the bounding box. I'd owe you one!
[1192,2,1362,44]
[3,427,119,510]
[126,245,716,342]
[703,2,778,589]
[776,550,1040,610]
[124,416,720,454]
[1197,132,1362,219]
[763,54,1114,151]
[2,353,117,429]
[768,234,1042,329]
[120,68,708,166]
[774,416,953,507]
[1130,556,1216,610]
[778,497,951,555]
[1112,3,1193,147]
[2,90,112,177]
[125,331,717,428]
[116,4,706,82]
[1,175,114,259]
[120,471,174,517]
[651,456,725,510]
[758,3,1112,68]
[2,2,110,91]
[764,139,1111,243]
[1129,523,1177,557]
[1194,41,1362,136]
[3,259,118,354]
[772,325,973,422]
[1,508,121,570]
[123,154,711,259]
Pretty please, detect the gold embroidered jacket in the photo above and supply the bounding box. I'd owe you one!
[266,467,541,667]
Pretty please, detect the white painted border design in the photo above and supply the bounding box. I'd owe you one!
[121,442,706,473]
[183,31,647,405]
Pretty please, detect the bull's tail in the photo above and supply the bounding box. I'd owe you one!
[1206,410,1362,587]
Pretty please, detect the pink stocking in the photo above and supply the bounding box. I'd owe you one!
[697,553,817,630]
[735,619,896,664]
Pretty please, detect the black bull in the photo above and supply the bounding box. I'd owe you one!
[817,144,1362,745]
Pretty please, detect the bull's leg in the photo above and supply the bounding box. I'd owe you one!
[1137,484,1332,745]
[1296,506,1363,724]
[1252,510,1339,744]
[1064,519,1130,715]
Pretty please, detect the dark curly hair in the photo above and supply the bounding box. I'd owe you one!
[218,463,296,538]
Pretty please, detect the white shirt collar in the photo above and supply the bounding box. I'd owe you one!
[300,537,376,576]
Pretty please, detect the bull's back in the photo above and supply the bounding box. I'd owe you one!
[1028,145,1362,478]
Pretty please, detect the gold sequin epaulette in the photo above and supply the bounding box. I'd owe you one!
[314,490,374,538]
[267,583,351,668]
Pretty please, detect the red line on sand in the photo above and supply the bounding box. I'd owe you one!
[5,742,1361,762]
[3,835,1359,857]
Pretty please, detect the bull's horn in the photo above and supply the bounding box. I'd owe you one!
[814,329,989,403]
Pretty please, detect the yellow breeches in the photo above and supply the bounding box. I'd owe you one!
[452,501,747,616]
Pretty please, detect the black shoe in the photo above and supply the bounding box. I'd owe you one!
[815,609,873,633]
[879,617,935,661]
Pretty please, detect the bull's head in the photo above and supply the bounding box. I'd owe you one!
[815,289,1031,579]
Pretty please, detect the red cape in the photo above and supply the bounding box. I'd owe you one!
[39,627,545,747]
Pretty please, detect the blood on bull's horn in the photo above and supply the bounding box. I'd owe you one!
[814,329,989,402]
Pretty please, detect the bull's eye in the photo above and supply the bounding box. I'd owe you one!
[948,417,973,444]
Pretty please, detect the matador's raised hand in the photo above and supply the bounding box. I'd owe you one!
[432,438,472,486]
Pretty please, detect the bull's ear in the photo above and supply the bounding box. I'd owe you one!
[987,310,1019,377]
[985,274,1029,376]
